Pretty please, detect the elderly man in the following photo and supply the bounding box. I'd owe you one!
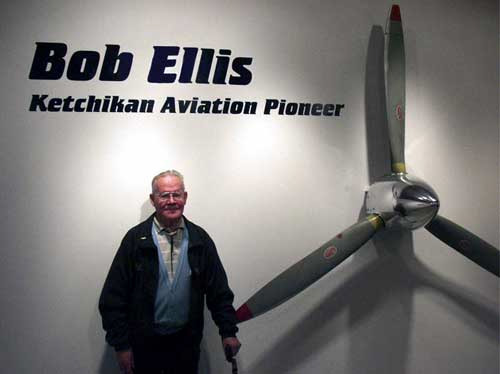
[99,170,241,374]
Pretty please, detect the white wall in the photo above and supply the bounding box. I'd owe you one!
[1,0,498,373]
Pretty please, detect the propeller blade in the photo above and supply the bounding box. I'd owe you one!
[425,215,499,277]
[236,215,384,323]
[385,4,406,173]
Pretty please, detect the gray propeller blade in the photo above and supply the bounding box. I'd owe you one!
[425,215,499,276]
[385,5,406,173]
[236,215,384,323]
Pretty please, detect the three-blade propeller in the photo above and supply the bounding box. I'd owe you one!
[236,4,499,324]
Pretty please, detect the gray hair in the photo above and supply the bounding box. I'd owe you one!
[151,170,185,192]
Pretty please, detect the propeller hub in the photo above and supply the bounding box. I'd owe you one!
[366,173,439,230]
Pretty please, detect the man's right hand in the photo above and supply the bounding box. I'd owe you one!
[115,349,134,374]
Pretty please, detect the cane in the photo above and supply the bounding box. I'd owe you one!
[224,345,238,374]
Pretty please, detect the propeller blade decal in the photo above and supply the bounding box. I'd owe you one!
[386,4,406,173]
[425,215,499,277]
[236,215,384,323]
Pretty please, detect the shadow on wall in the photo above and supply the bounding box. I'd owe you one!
[199,311,219,374]
[140,198,154,222]
[98,345,120,374]
[93,301,120,373]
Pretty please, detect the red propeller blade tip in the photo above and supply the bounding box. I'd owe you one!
[236,303,253,323]
[390,5,401,21]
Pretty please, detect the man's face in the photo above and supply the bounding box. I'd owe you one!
[150,175,188,227]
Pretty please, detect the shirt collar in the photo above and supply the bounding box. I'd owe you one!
[153,216,185,236]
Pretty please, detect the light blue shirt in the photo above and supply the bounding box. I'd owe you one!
[151,218,192,334]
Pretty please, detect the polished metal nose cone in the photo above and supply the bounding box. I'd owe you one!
[395,185,440,229]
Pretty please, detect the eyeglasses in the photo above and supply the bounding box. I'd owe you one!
[156,190,185,201]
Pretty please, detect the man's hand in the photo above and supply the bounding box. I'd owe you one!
[115,349,134,374]
[222,337,242,361]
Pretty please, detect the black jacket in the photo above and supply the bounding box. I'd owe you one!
[98,215,238,351]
